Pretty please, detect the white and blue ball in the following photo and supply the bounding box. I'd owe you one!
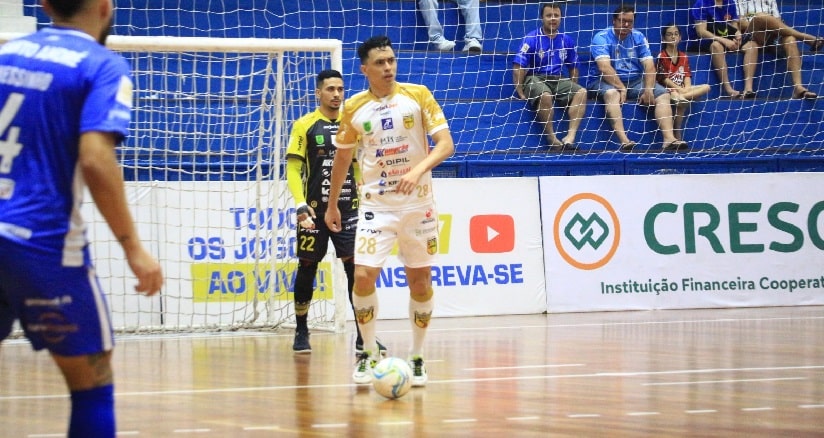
[371,357,412,399]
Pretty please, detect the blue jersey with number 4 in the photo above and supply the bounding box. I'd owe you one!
[0,27,132,264]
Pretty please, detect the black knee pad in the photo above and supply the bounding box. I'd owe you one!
[294,260,319,303]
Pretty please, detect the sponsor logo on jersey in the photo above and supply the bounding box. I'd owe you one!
[315,134,325,145]
[385,157,410,166]
[363,121,372,133]
[403,113,414,129]
[375,144,409,157]
[381,118,393,130]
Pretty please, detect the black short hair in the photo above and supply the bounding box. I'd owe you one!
[357,35,393,64]
[613,4,635,20]
[661,23,680,38]
[316,69,342,88]
[47,0,92,19]
[540,3,562,18]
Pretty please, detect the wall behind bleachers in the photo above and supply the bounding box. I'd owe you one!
[21,0,824,177]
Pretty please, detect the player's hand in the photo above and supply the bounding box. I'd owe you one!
[296,203,316,229]
[325,206,342,233]
[126,246,163,296]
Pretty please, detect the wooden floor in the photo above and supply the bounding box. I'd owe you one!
[2,306,824,437]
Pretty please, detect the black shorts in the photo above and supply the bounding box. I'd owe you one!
[296,213,357,262]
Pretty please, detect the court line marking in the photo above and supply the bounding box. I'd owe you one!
[5,313,819,345]
[741,407,774,411]
[173,428,211,433]
[465,364,585,371]
[311,423,347,429]
[685,410,717,414]
[2,364,822,400]
[627,412,660,416]
[242,426,280,431]
[568,414,601,418]
[442,418,477,423]
[507,416,540,421]
[643,377,806,386]
[799,404,824,409]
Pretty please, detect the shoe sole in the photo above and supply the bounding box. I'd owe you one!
[352,375,373,384]
[293,349,311,354]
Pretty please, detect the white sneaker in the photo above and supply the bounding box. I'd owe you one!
[431,37,455,51]
[352,351,376,384]
[408,355,428,387]
[463,38,482,53]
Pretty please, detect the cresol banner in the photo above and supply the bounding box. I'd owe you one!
[540,173,824,312]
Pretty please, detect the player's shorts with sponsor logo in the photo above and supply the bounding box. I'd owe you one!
[355,203,439,269]
[0,239,114,356]
[297,213,357,262]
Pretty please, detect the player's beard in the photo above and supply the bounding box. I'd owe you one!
[98,17,113,45]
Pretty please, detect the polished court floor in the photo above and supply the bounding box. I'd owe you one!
[1,306,823,437]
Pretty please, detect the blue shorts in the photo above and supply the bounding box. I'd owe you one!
[0,239,114,356]
[587,76,669,101]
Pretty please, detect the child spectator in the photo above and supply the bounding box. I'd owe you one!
[657,24,711,143]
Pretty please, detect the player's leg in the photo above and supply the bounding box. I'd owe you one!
[6,249,119,437]
[292,223,330,353]
[328,215,386,355]
[51,351,116,438]
[350,264,382,383]
[293,258,318,353]
[349,210,398,383]
[397,206,439,387]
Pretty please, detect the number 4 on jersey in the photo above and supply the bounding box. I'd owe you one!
[0,92,24,174]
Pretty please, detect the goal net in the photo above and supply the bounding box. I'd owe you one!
[0,33,347,333]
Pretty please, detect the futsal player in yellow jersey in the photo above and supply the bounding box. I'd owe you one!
[325,35,455,388]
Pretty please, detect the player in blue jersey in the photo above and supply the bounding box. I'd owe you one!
[513,2,587,151]
[587,4,686,152]
[0,1,163,437]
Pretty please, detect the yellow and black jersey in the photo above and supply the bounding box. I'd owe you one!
[286,109,358,215]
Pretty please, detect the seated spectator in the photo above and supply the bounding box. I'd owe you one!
[689,0,758,98]
[512,2,586,151]
[657,24,711,142]
[735,0,821,99]
[587,4,686,152]
[418,0,483,52]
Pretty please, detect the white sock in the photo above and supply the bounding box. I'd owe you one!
[353,290,379,355]
[409,295,434,357]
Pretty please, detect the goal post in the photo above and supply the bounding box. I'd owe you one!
[0,33,348,334]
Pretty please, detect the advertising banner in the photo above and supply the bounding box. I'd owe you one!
[373,177,546,319]
[541,173,824,312]
[87,177,547,328]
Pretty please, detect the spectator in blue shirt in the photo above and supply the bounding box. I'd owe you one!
[587,5,686,152]
[689,0,758,98]
[513,2,586,151]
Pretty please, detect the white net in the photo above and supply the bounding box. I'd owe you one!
[91,0,822,173]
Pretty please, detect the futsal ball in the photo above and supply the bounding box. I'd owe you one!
[372,357,413,399]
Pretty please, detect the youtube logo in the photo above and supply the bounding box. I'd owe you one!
[469,214,515,253]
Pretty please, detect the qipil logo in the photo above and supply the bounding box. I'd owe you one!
[469,214,515,253]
